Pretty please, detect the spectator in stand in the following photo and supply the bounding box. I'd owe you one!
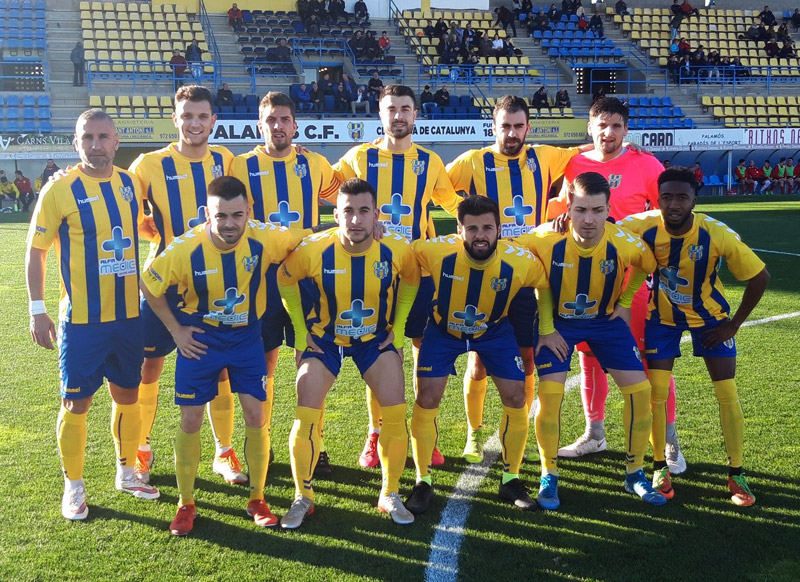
[70,42,85,87]
[434,84,451,108]
[758,5,776,26]
[423,20,436,39]
[670,0,682,17]
[554,88,571,109]
[589,11,604,37]
[295,83,313,112]
[693,163,704,194]
[329,0,345,21]
[351,85,370,116]
[306,13,321,35]
[334,82,352,113]
[732,56,750,77]
[591,84,606,103]
[615,0,631,18]
[776,23,790,43]
[353,0,369,25]
[678,37,691,56]
[349,30,365,60]
[185,39,203,63]
[561,0,573,16]
[367,71,384,100]
[169,49,189,91]
[14,170,33,212]
[378,31,391,58]
[670,13,683,40]
[494,5,517,37]
[792,9,800,32]
[532,86,549,111]
[462,23,476,50]
[434,17,449,39]
[275,38,292,62]
[764,36,780,57]
[216,82,234,107]
[310,80,323,113]
[491,33,505,57]
[298,0,311,23]
[667,55,681,82]
[363,30,380,61]
[575,1,586,19]
[761,160,776,193]
[669,38,680,55]
[547,3,560,21]
[578,14,589,32]
[745,21,761,42]
[228,3,243,27]
[734,159,749,195]
[319,72,335,96]
[779,40,797,58]
[420,85,435,116]
[341,73,356,97]
[745,159,765,194]
[706,50,721,79]
[680,0,699,18]
[41,159,59,183]
[663,160,671,168]
[478,31,493,56]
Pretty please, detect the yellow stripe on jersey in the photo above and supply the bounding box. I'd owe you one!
[129,143,234,265]
[231,146,339,228]
[619,211,766,328]
[412,236,548,339]
[28,166,143,324]
[334,141,460,241]
[277,229,421,346]
[142,221,305,328]
[517,222,657,320]
[447,145,578,238]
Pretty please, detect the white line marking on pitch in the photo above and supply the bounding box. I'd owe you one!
[423,311,800,582]
[752,248,800,257]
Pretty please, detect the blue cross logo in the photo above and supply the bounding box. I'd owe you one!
[268,201,301,227]
[187,206,207,228]
[659,267,689,291]
[563,294,597,317]
[101,226,132,261]
[212,287,246,315]
[340,299,375,328]
[453,305,486,327]
[380,193,412,225]
[503,195,533,226]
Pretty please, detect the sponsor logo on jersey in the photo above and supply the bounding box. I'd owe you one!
[448,305,487,334]
[99,225,137,277]
[166,174,188,181]
[76,195,100,205]
[208,287,248,325]
[658,266,691,304]
[561,293,597,319]
[323,268,347,275]
[336,299,377,337]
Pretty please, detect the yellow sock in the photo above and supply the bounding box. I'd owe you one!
[289,406,321,500]
[536,381,565,475]
[57,406,87,480]
[410,403,439,483]
[174,428,201,507]
[318,400,326,452]
[621,380,652,473]
[500,405,528,476]
[648,369,671,463]
[713,379,744,467]
[378,403,408,496]
[366,385,382,431]
[463,376,488,431]
[244,424,270,501]
[137,381,159,449]
[110,402,141,468]
[207,379,234,451]
[266,376,275,426]
[524,373,536,413]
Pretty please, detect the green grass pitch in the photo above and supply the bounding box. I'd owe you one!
[0,199,798,581]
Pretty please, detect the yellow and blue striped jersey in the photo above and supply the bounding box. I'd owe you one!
[277,229,421,346]
[412,235,548,340]
[334,141,460,241]
[619,211,766,328]
[129,143,234,265]
[142,220,305,328]
[517,222,657,320]
[28,166,143,324]
[447,145,579,238]
[230,146,339,227]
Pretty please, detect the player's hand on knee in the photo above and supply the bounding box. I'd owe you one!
[700,319,737,349]
[173,325,207,360]
[30,313,56,350]
[536,331,568,362]
[609,304,631,326]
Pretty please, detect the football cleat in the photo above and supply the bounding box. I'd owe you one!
[62,480,89,521]
[314,451,333,478]
[462,429,485,464]
[652,467,675,499]
[134,449,154,483]
[358,433,379,468]
[728,474,756,506]
[558,434,607,458]
[280,495,315,530]
[116,472,160,499]
[431,446,445,466]
[247,499,279,527]
[377,492,414,525]
[405,481,434,515]
[624,470,668,505]
[213,449,248,484]
[499,478,537,511]
[537,474,560,511]
[169,504,196,536]
[665,442,687,475]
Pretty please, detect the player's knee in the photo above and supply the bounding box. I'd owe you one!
[63,396,92,415]
[180,406,205,433]
[499,389,525,409]
[415,379,445,409]
[466,353,487,380]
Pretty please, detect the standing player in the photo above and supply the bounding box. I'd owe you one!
[130,86,243,486]
[523,172,666,510]
[334,84,461,468]
[547,98,685,476]
[230,91,339,475]
[404,196,549,515]
[140,176,312,535]
[26,109,159,521]
[620,167,769,505]
[277,178,420,528]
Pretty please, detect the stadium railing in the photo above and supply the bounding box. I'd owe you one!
[198,0,221,68]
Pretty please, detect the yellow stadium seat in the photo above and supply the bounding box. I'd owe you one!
[103,95,116,107]
[131,95,145,109]
[159,96,172,108]
[89,95,102,107]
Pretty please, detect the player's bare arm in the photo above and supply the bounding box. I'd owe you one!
[701,267,770,349]
[139,280,208,360]
[25,246,56,350]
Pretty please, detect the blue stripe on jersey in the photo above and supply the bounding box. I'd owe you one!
[189,161,207,212]
[576,256,592,298]
[59,220,72,320]
[488,260,514,322]
[189,246,209,315]
[99,180,127,321]
[366,147,379,189]
[246,156,265,222]
[161,157,185,240]
[708,265,730,317]
[71,179,101,323]
[469,178,478,197]
[641,226,660,323]
[350,255,366,343]
[550,238,567,309]
[320,245,338,342]
[668,237,688,326]
[120,173,140,273]
[296,154,314,228]
[435,253,457,333]
[691,228,715,324]
[376,244,393,331]
[508,158,523,205]
[390,152,405,227]
[221,250,238,303]
[273,161,290,222]
[482,151,499,204]
[247,238,264,319]
[527,147,545,222]
[413,150,430,241]
[210,151,224,182]
[463,264,485,340]
[596,242,619,316]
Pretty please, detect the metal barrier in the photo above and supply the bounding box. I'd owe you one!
[198,0,222,82]
[86,59,218,91]
[677,64,800,96]
[419,63,564,94]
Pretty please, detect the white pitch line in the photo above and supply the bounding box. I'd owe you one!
[752,248,800,257]
[424,310,800,582]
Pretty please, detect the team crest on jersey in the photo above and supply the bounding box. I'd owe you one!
[688,244,704,261]
[526,157,537,173]
[242,255,259,272]
[608,174,622,189]
[599,259,616,275]
[373,260,390,279]
[490,277,508,291]
[211,164,224,179]
[293,163,308,178]
[411,160,426,175]
[119,185,134,202]
[347,122,365,141]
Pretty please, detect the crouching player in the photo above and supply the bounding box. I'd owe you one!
[620,166,769,506]
[519,172,667,510]
[404,195,549,514]
[140,176,310,535]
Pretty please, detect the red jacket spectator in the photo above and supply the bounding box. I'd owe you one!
[228,3,243,27]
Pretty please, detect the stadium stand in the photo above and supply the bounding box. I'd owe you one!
[707,95,800,127]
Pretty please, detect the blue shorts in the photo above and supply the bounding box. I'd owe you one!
[405,276,434,339]
[535,316,644,375]
[262,264,295,352]
[58,317,144,399]
[300,332,397,377]
[141,292,178,359]
[508,287,537,347]
[417,319,525,381]
[174,320,267,406]
[644,318,738,360]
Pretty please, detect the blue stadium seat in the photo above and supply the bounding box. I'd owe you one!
[6,119,19,132]
[22,107,35,119]
[22,94,34,107]
[37,106,50,119]
[39,119,51,133]
[22,119,35,132]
